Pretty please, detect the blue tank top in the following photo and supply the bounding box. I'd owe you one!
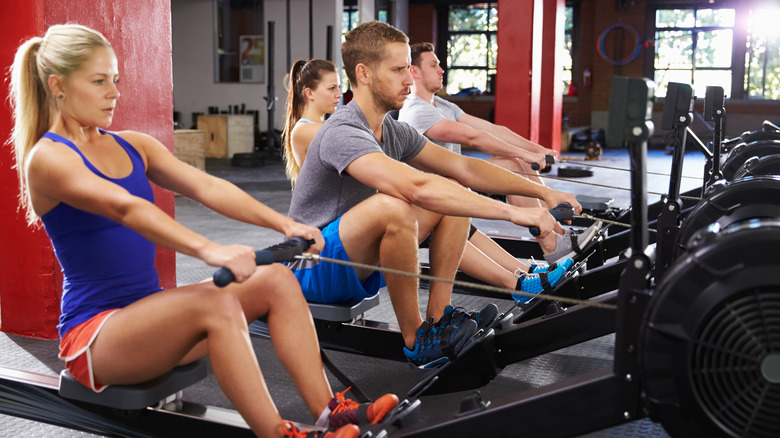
[40,131,162,337]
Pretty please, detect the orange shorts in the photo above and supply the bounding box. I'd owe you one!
[58,308,119,392]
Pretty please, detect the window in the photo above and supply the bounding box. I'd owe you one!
[562,5,575,94]
[214,0,265,83]
[446,3,498,95]
[342,6,359,38]
[341,5,359,92]
[745,8,780,99]
[653,8,735,98]
[652,4,780,100]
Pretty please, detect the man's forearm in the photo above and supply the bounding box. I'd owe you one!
[491,125,550,154]
[454,156,548,199]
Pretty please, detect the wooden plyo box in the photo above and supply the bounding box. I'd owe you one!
[173,129,206,171]
[197,115,254,158]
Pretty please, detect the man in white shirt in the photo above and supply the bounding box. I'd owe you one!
[399,42,601,263]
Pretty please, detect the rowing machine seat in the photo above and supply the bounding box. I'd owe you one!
[249,295,381,339]
[58,358,208,410]
[307,294,380,322]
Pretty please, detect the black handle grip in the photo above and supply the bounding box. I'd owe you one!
[213,237,312,287]
[529,203,574,236]
[530,155,556,171]
[548,202,574,221]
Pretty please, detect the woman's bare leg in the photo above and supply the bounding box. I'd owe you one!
[89,264,327,436]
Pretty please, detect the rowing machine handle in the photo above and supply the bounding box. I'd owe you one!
[213,237,312,287]
[529,203,575,236]
[530,155,556,171]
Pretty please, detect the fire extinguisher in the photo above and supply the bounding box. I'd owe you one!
[583,68,592,88]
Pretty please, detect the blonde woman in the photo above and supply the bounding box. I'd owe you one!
[8,24,396,438]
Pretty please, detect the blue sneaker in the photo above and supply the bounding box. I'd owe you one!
[512,258,573,303]
[403,318,477,369]
[528,258,574,274]
[438,303,499,331]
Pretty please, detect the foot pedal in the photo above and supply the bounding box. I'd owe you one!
[544,301,565,318]
[406,329,499,398]
[456,391,491,418]
[558,165,593,178]
[379,398,422,429]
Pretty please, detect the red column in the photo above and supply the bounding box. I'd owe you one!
[538,0,565,153]
[0,0,175,338]
[496,0,543,143]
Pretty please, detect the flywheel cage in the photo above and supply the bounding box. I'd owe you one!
[689,287,780,438]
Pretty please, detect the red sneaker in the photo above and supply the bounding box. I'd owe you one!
[282,420,358,438]
[327,388,400,429]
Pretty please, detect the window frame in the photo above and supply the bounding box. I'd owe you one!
[443,3,498,95]
[643,1,780,100]
[651,7,736,98]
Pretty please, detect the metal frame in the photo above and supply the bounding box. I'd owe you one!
[387,76,657,437]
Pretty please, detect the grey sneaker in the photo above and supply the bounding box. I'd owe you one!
[543,221,602,264]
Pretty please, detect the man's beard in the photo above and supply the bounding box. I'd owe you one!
[371,82,406,113]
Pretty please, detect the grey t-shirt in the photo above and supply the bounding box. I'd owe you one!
[398,94,465,155]
[289,100,427,229]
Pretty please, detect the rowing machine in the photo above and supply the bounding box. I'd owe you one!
[387,77,780,438]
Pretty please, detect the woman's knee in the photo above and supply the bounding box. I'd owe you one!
[201,290,247,328]
[239,264,307,311]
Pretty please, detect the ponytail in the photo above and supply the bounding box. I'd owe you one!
[6,24,112,225]
[282,59,308,185]
[8,37,51,225]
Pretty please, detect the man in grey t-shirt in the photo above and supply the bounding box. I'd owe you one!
[399,42,602,265]
[288,21,582,369]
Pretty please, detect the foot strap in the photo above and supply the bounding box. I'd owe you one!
[570,231,583,255]
[353,404,370,424]
[441,339,457,359]
[538,271,552,291]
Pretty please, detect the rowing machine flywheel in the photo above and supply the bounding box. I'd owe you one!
[721,140,780,180]
[732,153,780,179]
[640,218,780,438]
[674,175,780,259]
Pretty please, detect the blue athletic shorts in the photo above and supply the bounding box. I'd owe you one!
[289,215,385,303]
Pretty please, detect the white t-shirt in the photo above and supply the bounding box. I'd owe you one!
[398,94,465,155]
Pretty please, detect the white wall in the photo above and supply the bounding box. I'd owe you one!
[171,0,342,133]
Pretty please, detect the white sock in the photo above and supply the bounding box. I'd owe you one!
[315,406,332,428]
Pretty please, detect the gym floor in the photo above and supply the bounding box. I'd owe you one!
[0,146,708,437]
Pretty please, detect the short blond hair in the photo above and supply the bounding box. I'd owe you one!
[341,21,408,88]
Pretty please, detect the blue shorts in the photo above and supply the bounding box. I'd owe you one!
[290,216,385,303]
